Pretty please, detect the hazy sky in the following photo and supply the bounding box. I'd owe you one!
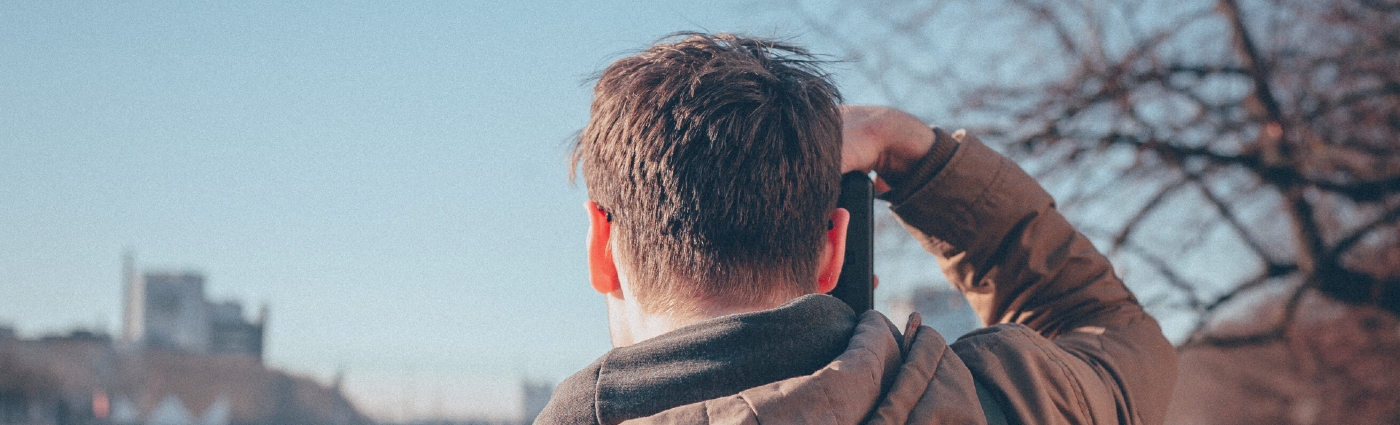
[0,1,941,421]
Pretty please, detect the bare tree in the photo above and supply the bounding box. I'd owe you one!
[792,0,1400,422]
[793,0,1398,342]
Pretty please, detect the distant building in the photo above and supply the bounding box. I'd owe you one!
[887,284,982,340]
[39,329,110,343]
[0,252,369,425]
[0,336,371,425]
[519,380,553,424]
[121,253,265,359]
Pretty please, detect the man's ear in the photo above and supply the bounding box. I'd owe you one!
[816,208,850,294]
[585,201,620,294]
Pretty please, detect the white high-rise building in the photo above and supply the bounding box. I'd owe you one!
[121,253,265,358]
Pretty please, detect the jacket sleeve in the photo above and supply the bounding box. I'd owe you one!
[881,129,1177,424]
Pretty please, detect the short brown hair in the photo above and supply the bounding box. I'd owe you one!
[572,33,842,315]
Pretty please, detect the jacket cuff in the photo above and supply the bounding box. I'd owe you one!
[887,134,1053,251]
[877,127,961,205]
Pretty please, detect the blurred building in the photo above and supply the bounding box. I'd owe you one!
[0,253,368,425]
[519,380,553,424]
[0,331,370,425]
[887,284,982,340]
[120,253,265,360]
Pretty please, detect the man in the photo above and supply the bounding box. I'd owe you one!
[539,33,1176,424]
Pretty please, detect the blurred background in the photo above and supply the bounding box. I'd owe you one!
[2,1,1396,424]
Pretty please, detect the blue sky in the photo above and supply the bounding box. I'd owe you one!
[1,1,938,420]
[0,1,1238,420]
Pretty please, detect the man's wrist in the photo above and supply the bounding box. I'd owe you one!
[875,124,937,187]
[877,127,960,205]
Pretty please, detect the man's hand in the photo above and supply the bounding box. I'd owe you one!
[839,105,937,193]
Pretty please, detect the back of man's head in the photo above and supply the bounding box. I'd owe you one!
[573,33,842,316]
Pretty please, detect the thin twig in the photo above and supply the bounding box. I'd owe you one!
[1188,172,1276,264]
[1183,279,1312,349]
[1110,179,1189,255]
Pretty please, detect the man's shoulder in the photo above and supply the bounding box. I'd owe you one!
[534,356,604,425]
[950,324,1128,424]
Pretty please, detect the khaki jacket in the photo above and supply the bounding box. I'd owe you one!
[540,132,1176,424]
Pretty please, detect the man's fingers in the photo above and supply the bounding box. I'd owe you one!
[839,105,886,174]
[872,176,892,194]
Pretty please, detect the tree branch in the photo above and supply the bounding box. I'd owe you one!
[1217,0,1285,124]
[1332,204,1400,257]
[1189,172,1276,263]
[1183,279,1311,349]
[1312,174,1400,202]
[1193,263,1300,335]
[1008,0,1087,65]
[1111,178,1189,255]
[1120,241,1205,313]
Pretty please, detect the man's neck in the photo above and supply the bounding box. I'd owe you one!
[606,291,803,347]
